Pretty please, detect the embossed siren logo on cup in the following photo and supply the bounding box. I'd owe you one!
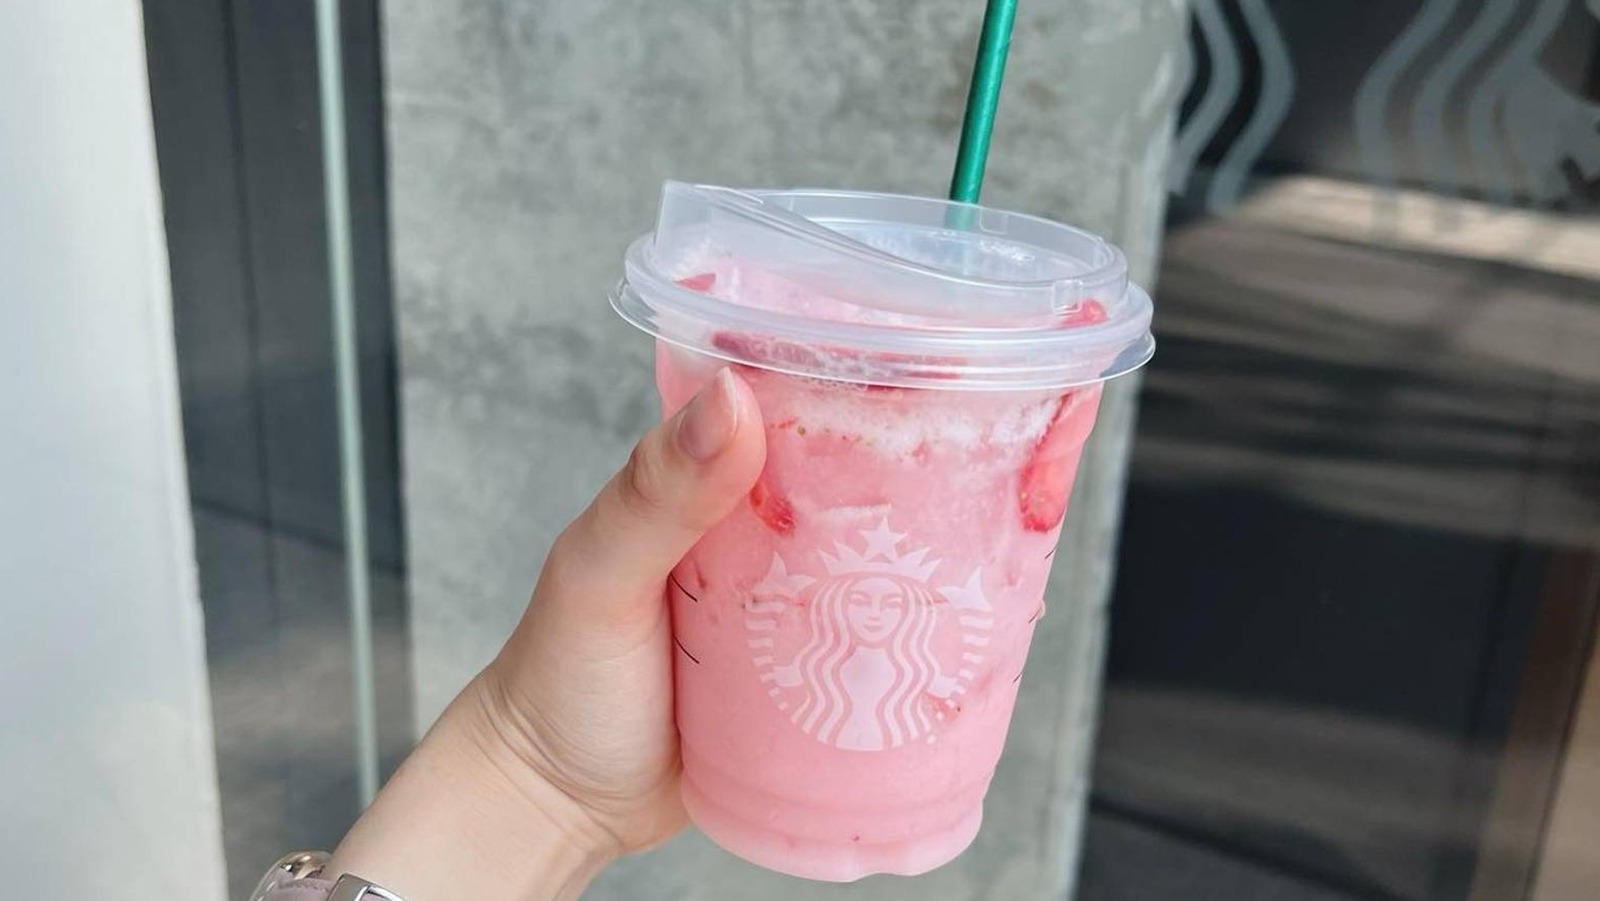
[745,519,994,751]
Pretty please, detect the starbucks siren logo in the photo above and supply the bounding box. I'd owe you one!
[745,518,993,751]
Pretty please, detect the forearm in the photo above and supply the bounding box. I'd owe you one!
[266,370,757,900]
[322,680,613,901]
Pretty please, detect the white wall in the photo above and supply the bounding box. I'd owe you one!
[0,2,228,898]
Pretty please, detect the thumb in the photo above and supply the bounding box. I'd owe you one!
[544,367,765,624]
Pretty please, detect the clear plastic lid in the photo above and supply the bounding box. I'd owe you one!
[610,182,1155,390]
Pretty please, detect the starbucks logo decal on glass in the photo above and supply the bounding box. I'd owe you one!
[746,519,994,751]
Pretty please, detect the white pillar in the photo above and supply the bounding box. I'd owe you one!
[0,3,228,898]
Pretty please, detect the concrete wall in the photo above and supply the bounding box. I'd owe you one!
[0,2,228,898]
[383,1,1187,896]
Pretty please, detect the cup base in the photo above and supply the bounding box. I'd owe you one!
[681,776,984,882]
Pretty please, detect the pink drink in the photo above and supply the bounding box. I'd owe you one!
[613,185,1153,881]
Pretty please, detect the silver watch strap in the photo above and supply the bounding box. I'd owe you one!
[326,874,411,901]
[253,851,412,901]
[261,879,338,901]
[252,852,331,901]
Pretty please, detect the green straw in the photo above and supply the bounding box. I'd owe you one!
[948,0,1020,204]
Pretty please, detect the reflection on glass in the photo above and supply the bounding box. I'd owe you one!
[1098,2,1599,898]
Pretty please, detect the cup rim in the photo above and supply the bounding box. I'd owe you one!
[611,188,1156,391]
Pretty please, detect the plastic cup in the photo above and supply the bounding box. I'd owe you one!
[610,184,1153,882]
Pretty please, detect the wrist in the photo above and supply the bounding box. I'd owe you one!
[325,681,614,901]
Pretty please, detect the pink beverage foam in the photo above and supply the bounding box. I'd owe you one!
[658,267,1104,882]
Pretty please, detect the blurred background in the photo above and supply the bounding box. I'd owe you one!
[3,1,1596,899]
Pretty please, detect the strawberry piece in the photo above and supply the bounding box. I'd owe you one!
[677,273,717,292]
[709,331,754,356]
[1019,392,1093,532]
[749,476,796,535]
[1058,299,1107,328]
[1016,299,1107,531]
